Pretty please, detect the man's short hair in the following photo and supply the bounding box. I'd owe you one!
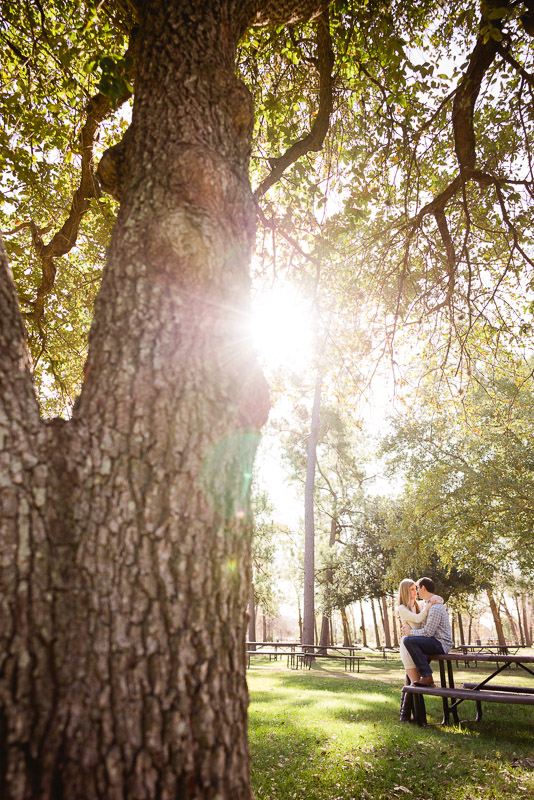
[418,577,435,593]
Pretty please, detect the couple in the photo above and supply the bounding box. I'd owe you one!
[397,576,454,723]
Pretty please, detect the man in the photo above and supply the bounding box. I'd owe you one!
[401,576,454,687]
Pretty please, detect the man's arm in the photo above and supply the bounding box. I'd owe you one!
[408,604,442,638]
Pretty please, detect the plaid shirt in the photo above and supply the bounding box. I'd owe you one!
[408,602,454,653]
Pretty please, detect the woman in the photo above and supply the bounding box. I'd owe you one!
[396,578,443,722]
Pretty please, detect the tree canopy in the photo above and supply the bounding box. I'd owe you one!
[4,0,534,414]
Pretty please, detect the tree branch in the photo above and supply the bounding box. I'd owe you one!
[495,41,534,89]
[1,221,54,238]
[427,209,456,314]
[27,31,136,325]
[256,204,321,267]
[254,9,333,199]
[400,5,525,319]
[451,4,507,172]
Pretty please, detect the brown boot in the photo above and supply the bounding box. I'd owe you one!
[399,689,413,722]
[413,674,435,687]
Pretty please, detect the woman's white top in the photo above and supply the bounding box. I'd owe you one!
[397,604,429,626]
[397,603,430,670]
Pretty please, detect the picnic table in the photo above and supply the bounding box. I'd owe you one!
[246,642,364,672]
[247,641,300,654]
[403,652,534,726]
[452,643,526,656]
[449,644,531,669]
[246,642,301,666]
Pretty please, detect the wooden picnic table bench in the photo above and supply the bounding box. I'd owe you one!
[403,652,534,726]
[247,641,300,653]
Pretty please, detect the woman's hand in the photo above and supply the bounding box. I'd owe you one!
[428,594,444,605]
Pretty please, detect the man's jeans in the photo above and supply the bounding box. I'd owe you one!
[402,635,444,677]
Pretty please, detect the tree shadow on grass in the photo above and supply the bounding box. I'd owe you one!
[249,708,530,800]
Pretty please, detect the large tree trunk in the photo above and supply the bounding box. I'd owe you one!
[340,607,352,647]
[318,615,330,652]
[500,595,519,644]
[0,1,332,796]
[487,589,507,646]
[359,601,368,648]
[457,612,466,646]
[371,599,381,647]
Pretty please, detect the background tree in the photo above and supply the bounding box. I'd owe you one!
[381,353,534,583]
[280,391,368,647]
[322,497,393,630]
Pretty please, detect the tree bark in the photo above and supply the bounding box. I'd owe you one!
[318,614,330,652]
[457,613,465,646]
[371,600,381,648]
[340,607,352,647]
[359,601,368,648]
[302,373,322,649]
[515,593,525,645]
[500,595,519,644]
[0,1,329,796]
[487,589,507,647]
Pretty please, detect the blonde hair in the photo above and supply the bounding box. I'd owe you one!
[397,578,420,613]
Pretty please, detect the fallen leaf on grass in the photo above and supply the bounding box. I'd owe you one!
[394,787,413,795]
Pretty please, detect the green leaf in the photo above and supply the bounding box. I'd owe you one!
[488,7,510,20]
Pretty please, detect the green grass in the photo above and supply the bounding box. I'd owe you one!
[247,653,534,800]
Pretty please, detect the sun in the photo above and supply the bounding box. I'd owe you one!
[250,285,315,373]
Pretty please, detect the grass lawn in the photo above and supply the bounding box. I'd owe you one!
[247,653,534,800]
